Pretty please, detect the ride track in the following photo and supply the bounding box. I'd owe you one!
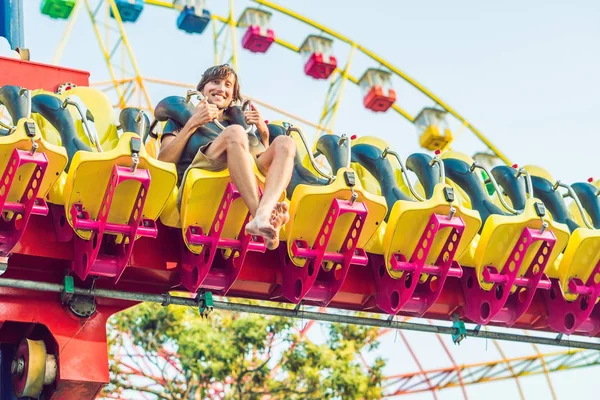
[0,0,599,399]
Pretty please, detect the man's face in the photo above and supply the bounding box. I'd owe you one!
[202,73,235,109]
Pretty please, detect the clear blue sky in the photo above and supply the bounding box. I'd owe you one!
[18,0,600,398]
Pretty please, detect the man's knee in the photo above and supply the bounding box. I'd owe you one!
[273,135,296,157]
[222,125,249,149]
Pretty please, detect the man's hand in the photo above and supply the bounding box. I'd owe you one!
[189,97,219,129]
[245,103,269,146]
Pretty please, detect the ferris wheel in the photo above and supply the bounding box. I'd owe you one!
[0,0,596,398]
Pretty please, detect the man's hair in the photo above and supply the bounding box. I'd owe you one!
[196,64,242,105]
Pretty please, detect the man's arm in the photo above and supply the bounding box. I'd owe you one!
[158,98,218,163]
[157,120,196,163]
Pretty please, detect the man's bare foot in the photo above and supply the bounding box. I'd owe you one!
[245,214,277,240]
[270,202,290,228]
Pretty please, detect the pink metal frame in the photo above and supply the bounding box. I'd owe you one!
[278,198,369,306]
[70,165,156,283]
[461,227,556,326]
[0,148,48,256]
[370,213,466,316]
[180,182,266,293]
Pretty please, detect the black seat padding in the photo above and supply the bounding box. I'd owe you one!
[491,165,527,211]
[31,94,91,171]
[530,175,579,233]
[406,153,439,199]
[571,182,600,229]
[315,134,349,175]
[0,85,28,125]
[442,158,508,228]
[267,123,327,198]
[351,143,411,221]
[119,107,150,138]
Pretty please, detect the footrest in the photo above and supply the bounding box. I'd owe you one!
[462,227,556,325]
[372,213,465,315]
[280,198,368,305]
[544,260,600,335]
[0,148,49,256]
[71,164,154,282]
[180,182,266,293]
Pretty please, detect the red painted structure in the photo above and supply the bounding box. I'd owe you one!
[2,57,600,399]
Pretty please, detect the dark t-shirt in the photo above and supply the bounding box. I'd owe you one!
[161,119,262,184]
[161,119,229,183]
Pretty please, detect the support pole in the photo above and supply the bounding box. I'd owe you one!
[0,0,24,49]
[0,277,598,351]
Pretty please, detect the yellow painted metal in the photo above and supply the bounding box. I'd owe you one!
[83,0,126,107]
[316,44,357,139]
[383,184,481,278]
[63,132,177,240]
[253,0,510,164]
[283,168,387,268]
[3,119,68,201]
[106,0,153,109]
[18,339,47,398]
[228,0,238,70]
[51,0,82,65]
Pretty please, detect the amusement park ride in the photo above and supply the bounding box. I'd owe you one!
[0,0,599,398]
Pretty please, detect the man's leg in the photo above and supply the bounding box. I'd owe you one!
[245,135,295,247]
[203,125,262,217]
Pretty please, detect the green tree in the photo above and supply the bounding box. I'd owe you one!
[102,301,385,400]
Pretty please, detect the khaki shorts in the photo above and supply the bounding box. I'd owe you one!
[177,133,266,206]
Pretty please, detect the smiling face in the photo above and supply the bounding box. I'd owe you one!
[196,64,242,110]
[201,74,235,109]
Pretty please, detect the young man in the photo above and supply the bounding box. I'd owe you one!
[158,64,295,249]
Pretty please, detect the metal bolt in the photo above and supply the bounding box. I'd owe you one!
[11,358,24,378]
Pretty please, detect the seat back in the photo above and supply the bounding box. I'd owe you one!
[61,87,119,151]
[316,134,349,174]
[267,121,328,198]
[0,85,28,123]
[490,165,527,211]
[441,151,508,227]
[351,142,410,221]
[524,165,580,233]
[405,153,440,199]
[31,93,91,171]
[571,182,600,229]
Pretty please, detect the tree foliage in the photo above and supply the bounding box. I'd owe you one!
[102,301,385,400]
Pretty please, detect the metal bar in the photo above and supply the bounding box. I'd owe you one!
[1,278,600,351]
[51,0,82,65]
[0,0,24,49]
[106,0,153,110]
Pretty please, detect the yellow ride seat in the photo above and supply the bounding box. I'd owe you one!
[0,119,67,253]
[282,167,387,269]
[161,162,267,253]
[64,132,177,240]
[523,165,600,302]
[441,153,570,291]
[0,119,67,205]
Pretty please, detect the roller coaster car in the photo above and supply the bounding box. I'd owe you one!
[441,152,570,326]
[272,129,387,306]
[523,166,600,335]
[31,87,177,283]
[155,95,270,295]
[349,137,481,316]
[0,85,67,257]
